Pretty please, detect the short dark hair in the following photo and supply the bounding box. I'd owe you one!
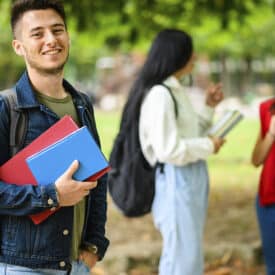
[11,0,67,37]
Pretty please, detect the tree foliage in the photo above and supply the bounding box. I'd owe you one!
[62,0,274,49]
[0,0,274,87]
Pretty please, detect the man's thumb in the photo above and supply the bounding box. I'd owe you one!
[64,160,79,178]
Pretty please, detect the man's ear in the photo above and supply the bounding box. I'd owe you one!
[12,39,24,56]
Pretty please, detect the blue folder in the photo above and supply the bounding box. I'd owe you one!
[26,126,109,185]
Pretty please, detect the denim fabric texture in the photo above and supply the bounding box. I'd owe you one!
[152,161,209,275]
[0,261,89,274]
[70,260,90,275]
[0,71,109,271]
[256,196,275,275]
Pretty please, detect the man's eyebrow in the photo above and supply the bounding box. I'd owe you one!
[30,23,65,33]
[51,23,66,29]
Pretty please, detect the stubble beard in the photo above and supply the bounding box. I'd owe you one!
[27,52,69,76]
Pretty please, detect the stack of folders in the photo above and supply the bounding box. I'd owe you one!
[208,110,244,138]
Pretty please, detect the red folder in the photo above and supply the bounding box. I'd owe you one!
[0,115,109,224]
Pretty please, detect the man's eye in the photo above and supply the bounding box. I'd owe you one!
[31,33,42,38]
[53,29,64,34]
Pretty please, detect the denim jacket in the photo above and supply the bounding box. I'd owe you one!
[0,72,109,271]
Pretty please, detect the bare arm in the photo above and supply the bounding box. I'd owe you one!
[252,115,275,167]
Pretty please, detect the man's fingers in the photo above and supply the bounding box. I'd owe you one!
[79,181,98,191]
[64,160,79,178]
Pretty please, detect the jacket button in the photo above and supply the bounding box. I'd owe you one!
[47,198,54,205]
[63,229,69,235]
[59,261,66,267]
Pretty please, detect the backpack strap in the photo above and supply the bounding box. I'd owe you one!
[1,88,28,156]
[156,84,179,173]
[161,83,178,118]
[77,92,101,147]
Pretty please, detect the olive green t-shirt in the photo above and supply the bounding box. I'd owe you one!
[35,91,85,261]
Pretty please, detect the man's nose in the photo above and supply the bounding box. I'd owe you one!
[44,30,57,45]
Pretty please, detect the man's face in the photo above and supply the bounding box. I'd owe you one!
[12,9,69,75]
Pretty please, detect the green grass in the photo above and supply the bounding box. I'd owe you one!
[95,109,262,188]
[208,118,261,188]
[94,109,121,157]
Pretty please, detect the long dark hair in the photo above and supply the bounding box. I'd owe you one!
[122,29,193,127]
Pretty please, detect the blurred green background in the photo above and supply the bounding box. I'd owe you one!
[95,110,261,189]
[1,0,275,100]
[0,1,273,272]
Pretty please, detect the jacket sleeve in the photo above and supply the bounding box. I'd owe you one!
[80,93,110,259]
[0,95,59,216]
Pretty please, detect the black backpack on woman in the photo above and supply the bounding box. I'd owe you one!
[108,85,178,217]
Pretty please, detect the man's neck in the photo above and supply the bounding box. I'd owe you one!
[27,69,67,99]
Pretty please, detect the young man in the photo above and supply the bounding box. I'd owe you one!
[0,0,109,274]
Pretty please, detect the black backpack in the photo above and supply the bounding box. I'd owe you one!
[1,89,28,157]
[108,85,178,217]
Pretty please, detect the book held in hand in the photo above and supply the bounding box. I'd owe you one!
[0,115,79,224]
[0,115,110,224]
[26,126,110,185]
[208,110,244,138]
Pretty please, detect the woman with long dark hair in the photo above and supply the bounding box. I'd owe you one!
[123,29,225,274]
[119,29,224,275]
[252,99,275,275]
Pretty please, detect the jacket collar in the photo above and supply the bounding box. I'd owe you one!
[15,71,83,109]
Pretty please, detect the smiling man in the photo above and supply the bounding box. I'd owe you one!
[0,1,109,274]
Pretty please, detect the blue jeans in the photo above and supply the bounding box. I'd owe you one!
[152,161,209,275]
[256,196,275,275]
[0,261,90,275]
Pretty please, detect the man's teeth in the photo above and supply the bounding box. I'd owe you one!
[45,50,60,55]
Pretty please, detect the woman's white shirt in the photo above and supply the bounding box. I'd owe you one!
[139,76,214,166]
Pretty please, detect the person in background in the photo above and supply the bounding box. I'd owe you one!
[252,98,275,275]
[121,29,225,275]
[0,0,109,274]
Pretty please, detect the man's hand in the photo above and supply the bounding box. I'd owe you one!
[79,250,99,270]
[205,83,224,107]
[55,160,97,206]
